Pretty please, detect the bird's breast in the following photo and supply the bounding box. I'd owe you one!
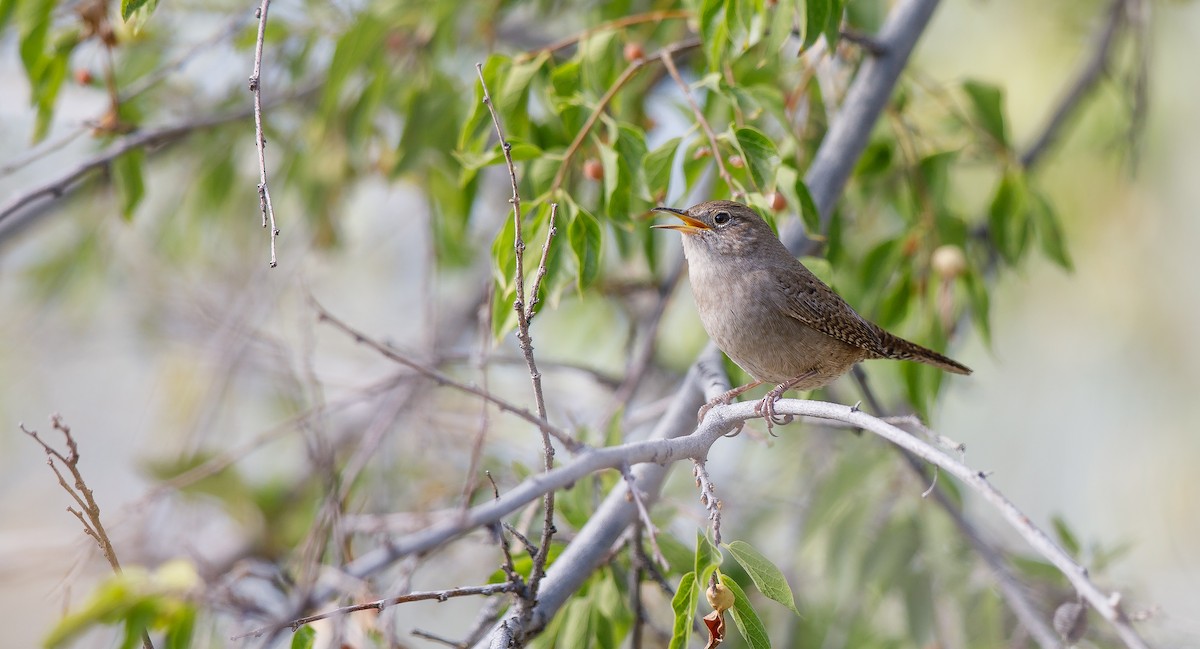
[685,251,866,386]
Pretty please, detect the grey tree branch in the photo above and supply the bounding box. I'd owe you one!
[0,84,319,242]
[451,395,1149,648]
[786,0,942,249]
[1020,0,1127,170]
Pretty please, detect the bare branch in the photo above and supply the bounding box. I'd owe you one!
[1021,0,1127,170]
[22,416,155,649]
[248,0,279,267]
[620,467,668,570]
[475,62,563,621]
[310,298,581,451]
[232,583,519,640]
[0,84,318,239]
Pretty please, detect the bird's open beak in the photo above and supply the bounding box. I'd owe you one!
[650,206,709,233]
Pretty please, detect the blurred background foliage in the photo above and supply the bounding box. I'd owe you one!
[1,0,1196,647]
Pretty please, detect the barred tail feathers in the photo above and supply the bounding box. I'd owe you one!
[874,328,972,375]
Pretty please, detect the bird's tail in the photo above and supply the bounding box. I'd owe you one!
[874,329,972,375]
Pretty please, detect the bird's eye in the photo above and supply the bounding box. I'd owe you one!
[713,211,732,225]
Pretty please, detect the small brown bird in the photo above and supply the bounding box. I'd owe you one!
[653,200,971,428]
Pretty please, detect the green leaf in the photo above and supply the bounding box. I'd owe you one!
[855,138,893,177]
[694,529,721,580]
[112,149,146,220]
[487,543,564,584]
[794,176,820,234]
[700,0,731,69]
[733,126,779,192]
[290,626,316,649]
[17,0,53,77]
[963,269,992,346]
[902,570,935,642]
[163,606,195,649]
[1011,555,1064,583]
[602,123,649,221]
[668,572,698,649]
[121,0,159,32]
[962,80,1008,147]
[491,207,517,290]
[1051,515,1082,558]
[320,16,387,118]
[801,0,831,51]
[644,137,680,203]
[121,0,150,21]
[799,256,832,287]
[558,596,592,647]
[1030,191,1073,270]
[459,55,507,153]
[823,0,844,50]
[987,170,1028,264]
[722,575,771,649]
[500,51,548,118]
[567,201,602,291]
[724,540,800,615]
[0,0,17,33]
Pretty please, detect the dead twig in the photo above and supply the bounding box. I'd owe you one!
[248,0,279,266]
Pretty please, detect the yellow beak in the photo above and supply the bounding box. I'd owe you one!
[650,207,710,234]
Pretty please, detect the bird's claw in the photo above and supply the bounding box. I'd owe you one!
[754,388,795,436]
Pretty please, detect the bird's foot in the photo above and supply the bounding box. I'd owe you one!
[696,381,764,424]
[753,391,793,436]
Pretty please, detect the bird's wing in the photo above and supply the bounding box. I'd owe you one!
[769,267,885,353]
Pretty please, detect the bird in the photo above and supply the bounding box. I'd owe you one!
[652,200,971,430]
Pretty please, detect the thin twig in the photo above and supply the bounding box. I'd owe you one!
[620,467,668,569]
[525,204,558,323]
[248,0,279,267]
[486,472,527,596]
[231,583,519,640]
[1020,0,1127,170]
[410,628,466,648]
[461,282,496,510]
[474,61,559,632]
[311,298,581,451]
[520,9,693,60]
[548,39,701,195]
[660,50,736,193]
[22,416,155,649]
[0,84,319,236]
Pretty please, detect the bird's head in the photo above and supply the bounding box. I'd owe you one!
[651,200,780,258]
